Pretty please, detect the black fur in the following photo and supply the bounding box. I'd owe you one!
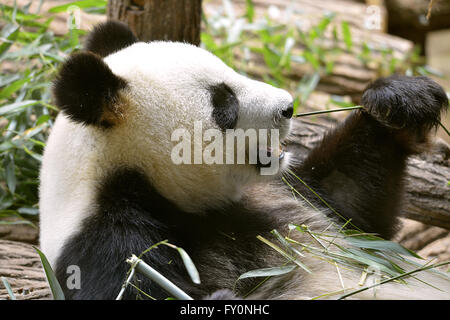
[55,168,282,300]
[290,75,448,239]
[361,75,448,131]
[210,83,239,131]
[84,20,138,58]
[281,102,294,119]
[53,52,127,127]
[55,168,190,299]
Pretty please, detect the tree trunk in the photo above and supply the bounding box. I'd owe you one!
[107,0,203,45]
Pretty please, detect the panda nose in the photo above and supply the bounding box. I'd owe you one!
[281,103,294,119]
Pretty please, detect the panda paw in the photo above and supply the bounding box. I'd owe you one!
[361,75,448,135]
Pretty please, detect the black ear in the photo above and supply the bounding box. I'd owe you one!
[84,20,138,57]
[53,51,127,127]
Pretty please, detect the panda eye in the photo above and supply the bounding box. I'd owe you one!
[210,83,239,131]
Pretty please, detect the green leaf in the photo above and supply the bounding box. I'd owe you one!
[36,114,51,126]
[324,245,398,277]
[1,277,16,300]
[297,72,320,104]
[0,24,20,58]
[346,248,404,274]
[18,207,39,215]
[303,51,320,70]
[177,247,200,285]
[245,0,255,23]
[325,60,334,74]
[257,235,311,273]
[330,97,355,108]
[23,146,43,162]
[346,238,422,259]
[48,0,107,13]
[0,141,14,152]
[238,265,297,280]
[0,220,35,226]
[34,247,65,300]
[271,229,304,257]
[0,74,22,87]
[341,21,353,51]
[4,154,16,194]
[0,100,38,116]
[292,97,300,117]
[315,13,335,35]
[201,33,218,51]
[0,74,31,99]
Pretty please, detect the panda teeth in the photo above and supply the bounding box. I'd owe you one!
[266,145,285,160]
[278,144,285,160]
[279,144,285,160]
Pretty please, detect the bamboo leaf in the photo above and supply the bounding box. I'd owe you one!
[245,0,255,22]
[341,21,353,51]
[48,0,107,13]
[271,229,305,257]
[0,100,38,116]
[0,74,31,99]
[5,154,16,194]
[292,97,300,117]
[176,247,200,285]
[238,265,297,280]
[1,277,16,300]
[34,247,65,300]
[17,207,39,215]
[257,235,311,273]
[346,238,422,259]
[0,24,20,58]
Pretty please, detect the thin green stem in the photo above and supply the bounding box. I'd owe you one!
[294,106,362,117]
[338,260,450,300]
[286,169,363,233]
[439,120,450,138]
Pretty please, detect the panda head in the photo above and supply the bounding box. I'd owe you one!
[52,21,293,212]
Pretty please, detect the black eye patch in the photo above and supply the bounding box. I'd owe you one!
[210,83,239,131]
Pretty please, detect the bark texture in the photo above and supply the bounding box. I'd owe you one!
[107,0,202,45]
[0,240,51,300]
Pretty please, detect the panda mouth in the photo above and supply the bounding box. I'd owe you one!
[268,144,285,160]
[257,143,285,168]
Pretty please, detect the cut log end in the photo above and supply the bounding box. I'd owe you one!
[0,240,51,300]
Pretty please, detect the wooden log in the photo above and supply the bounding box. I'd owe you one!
[204,0,413,98]
[386,0,450,52]
[0,240,50,300]
[107,0,202,45]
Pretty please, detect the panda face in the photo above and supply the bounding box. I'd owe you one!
[105,42,293,209]
[51,23,293,212]
[105,41,292,135]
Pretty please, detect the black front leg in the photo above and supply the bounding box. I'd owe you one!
[289,75,448,239]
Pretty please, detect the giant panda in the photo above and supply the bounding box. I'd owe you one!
[39,21,449,300]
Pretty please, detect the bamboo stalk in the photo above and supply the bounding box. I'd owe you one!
[126,255,193,300]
